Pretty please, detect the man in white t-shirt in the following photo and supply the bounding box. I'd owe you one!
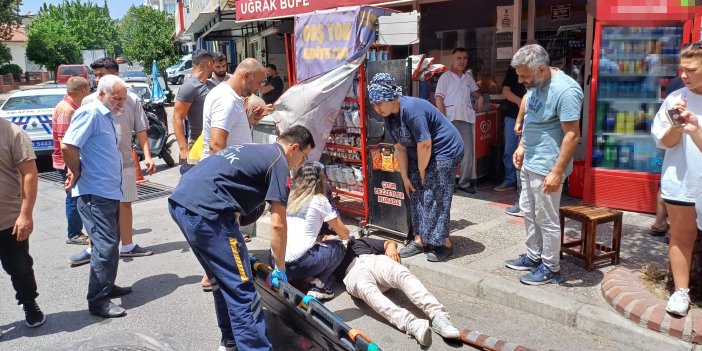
[201,58,267,159]
[435,48,484,193]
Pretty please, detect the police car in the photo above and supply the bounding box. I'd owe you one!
[1,88,66,156]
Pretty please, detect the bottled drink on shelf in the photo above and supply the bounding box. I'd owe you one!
[625,111,635,135]
[603,137,617,168]
[615,112,625,134]
[605,112,616,132]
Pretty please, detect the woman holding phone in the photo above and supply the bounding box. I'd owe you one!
[652,42,702,317]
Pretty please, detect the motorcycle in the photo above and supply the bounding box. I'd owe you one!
[131,95,176,167]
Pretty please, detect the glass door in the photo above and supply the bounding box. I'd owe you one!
[592,25,683,173]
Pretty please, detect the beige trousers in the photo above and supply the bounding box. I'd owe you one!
[343,254,446,331]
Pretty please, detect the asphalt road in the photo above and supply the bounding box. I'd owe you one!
[1,82,645,350]
[0,152,645,351]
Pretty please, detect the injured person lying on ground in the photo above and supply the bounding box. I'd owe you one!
[331,237,461,346]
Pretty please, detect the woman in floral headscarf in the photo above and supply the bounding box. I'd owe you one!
[368,73,464,262]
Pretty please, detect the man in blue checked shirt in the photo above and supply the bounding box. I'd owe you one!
[61,75,133,319]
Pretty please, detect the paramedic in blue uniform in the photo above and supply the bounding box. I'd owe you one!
[168,125,315,351]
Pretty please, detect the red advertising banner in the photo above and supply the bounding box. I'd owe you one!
[235,0,394,21]
[475,111,496,159]
[592,0,697,22]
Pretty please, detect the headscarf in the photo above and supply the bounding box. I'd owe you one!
[367,73,403,104]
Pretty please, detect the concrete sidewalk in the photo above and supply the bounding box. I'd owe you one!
[252,185,696,351]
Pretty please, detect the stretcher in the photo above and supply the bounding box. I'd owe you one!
[251,258,382,351]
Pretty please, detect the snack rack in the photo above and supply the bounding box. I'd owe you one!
[322,65,370,220]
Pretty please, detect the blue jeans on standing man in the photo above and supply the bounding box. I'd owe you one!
[502,116,519,186]
[77,194,120,310]
[59,169,83,238]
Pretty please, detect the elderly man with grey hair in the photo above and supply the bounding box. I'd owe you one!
[201,57,268,159]
[503,44,583,285]
[61,75,132,318]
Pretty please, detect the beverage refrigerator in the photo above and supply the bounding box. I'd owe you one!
[583,2,700,213]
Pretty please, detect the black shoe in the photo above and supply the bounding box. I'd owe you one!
[457,185,476,194]
[427,245,453,262]
[23,300,46,328]
[109,285,132,298]
[89,302,126,318]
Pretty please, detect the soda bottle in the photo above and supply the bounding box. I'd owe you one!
[626,111,635,134]
[605,112,616,132]
[604,136,617,168]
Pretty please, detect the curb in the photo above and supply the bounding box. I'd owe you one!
[602,267,702,344]
[253,214,695,351]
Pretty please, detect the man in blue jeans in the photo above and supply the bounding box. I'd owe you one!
[169,125,314,351]
[52,77,90,244]
[61,75,132,318]
[496,66,526,193]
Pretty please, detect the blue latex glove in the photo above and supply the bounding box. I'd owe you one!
[248,255,258,266]
[269,267,287,288]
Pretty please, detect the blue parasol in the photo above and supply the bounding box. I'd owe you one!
[151,59,164,101]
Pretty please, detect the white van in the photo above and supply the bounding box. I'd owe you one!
[166,54,193,85]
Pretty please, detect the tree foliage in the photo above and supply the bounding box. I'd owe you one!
[28,1,119,56]
[26,21,81,72]
[0,0,22,41]
[119,5,179,75]
[0,42,12,65]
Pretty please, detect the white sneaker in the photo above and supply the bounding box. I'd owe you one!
[407,319,431,346]
[666,288,691,317]
[217,346,235,351]
[432,313,461,339]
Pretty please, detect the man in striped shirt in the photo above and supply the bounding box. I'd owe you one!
[52,77,90,245]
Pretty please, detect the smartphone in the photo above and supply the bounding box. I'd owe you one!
[666,108,684,126]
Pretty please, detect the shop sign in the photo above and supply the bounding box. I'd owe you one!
[374,181,403,207]
[294,6,392,81]
[551,4,570,21]
[496,6,513,33]
[236,0,392,22]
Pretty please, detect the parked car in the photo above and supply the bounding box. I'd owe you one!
[126,82,153,102]
[123,70,150,84]
[166,54,193,85]
[0,88,66,156]
[56,64,95,90]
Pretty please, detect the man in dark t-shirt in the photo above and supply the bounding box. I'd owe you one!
[497,66,527,192]
[168,126,315,351]
[173,50,216,172]
[260,64,284,104]
[667,76,684,94]
[331,237,460,346]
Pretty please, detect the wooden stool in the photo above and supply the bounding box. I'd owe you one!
[559,205,623,271]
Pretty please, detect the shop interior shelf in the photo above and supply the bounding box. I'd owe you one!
[597,132,655,139]
[325,143,362,151]
[605,36,672,41]
[599,73,677,78]
[332,188,364,199]
[336,195,366,216]
[598,98,663,103]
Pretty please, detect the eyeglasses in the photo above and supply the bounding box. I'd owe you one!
[299,148,309,163]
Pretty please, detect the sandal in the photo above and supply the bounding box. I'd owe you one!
[201,275,213,292]
[399,241,425,258]
[649,225,668,237]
